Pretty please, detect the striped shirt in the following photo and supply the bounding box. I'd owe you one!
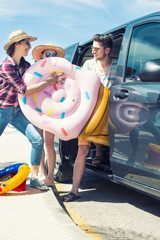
[0,56,30,108]
[83,58,117,89]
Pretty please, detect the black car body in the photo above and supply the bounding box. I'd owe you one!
[54,11,160,200]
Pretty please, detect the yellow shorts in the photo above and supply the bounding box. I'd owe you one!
[78,138,91,146]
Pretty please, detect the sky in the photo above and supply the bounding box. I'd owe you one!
[0,0,160,64]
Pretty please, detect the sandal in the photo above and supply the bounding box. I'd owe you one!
[92,156,105,165]
[63,192,81,202]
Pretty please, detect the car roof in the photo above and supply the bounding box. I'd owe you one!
[79,11,160,47]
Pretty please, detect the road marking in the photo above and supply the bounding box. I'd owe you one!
[55,182,104,240]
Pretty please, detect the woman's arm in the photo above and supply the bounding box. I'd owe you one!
[23,72,65,97]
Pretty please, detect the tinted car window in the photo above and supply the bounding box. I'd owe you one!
[125,22,160,82]
[64,42,79,63]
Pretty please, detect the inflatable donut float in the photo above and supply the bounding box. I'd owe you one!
[18,57,100,140]
[0,163,30,194]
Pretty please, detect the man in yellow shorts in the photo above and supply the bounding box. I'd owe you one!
[63,34,117,202]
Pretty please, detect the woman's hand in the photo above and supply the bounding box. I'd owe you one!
[46,72,65,85]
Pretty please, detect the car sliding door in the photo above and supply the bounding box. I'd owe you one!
[109,21,160,197]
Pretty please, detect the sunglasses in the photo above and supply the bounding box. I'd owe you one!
[24,40,31,47]
[45,52,57,57]
[91,46,100,52]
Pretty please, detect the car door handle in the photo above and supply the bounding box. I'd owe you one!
[114,90,129,99]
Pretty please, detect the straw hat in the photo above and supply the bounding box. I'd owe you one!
[32,43,65,60]
[4,30,37,51]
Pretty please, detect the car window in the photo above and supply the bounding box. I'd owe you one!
[64,42,79,63]
[125,22,160,82]
[80,46,93,66]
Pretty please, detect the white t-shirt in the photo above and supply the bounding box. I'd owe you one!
[83,58,117,89]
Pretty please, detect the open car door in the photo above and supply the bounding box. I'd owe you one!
[64,42,79,63]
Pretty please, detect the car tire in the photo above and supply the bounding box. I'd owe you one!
[45,138,77,183]
[44,157,73,183]
[54,161,73,183]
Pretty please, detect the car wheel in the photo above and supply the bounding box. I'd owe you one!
[53,139,78,182]
[44,157,73,183]
[45,138,77,183]
[59,139,78,163]
[54,161,73,183]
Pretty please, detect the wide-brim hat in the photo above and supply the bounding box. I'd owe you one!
[4,30,37,51]
[32,43,65,60]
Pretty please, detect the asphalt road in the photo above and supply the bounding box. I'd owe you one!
[55,168,160,240]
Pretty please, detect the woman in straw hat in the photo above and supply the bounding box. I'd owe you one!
[0,30,64,191]
[32,43,65,186]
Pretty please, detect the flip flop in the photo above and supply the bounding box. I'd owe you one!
[63,192,81,202]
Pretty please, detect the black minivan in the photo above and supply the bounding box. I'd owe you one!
[54,11,160,200]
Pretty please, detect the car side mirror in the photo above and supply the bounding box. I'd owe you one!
[139,59,160,82]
